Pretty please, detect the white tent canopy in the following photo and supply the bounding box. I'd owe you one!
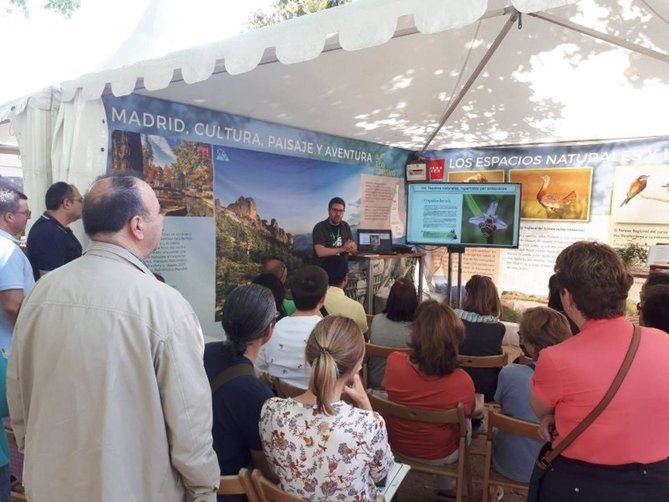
[4,0,669,214]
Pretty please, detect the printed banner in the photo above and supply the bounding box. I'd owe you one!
[426,138,669,318]
[104,94,410,335]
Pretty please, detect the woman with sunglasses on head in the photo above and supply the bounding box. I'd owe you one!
[259,316,394,501]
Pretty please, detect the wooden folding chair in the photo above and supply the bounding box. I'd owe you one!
[481,411,542,502]
[457,353,508,368]
[218,468,260,502]
[362,343,410,388]
[272,378,305,399]
[367,393,473,502]
[251,469,302,502]
[517,354,534,366]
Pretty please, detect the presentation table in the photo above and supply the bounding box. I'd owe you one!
[349,252,425,314]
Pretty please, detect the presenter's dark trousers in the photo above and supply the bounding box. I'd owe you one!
[538,455,669,502]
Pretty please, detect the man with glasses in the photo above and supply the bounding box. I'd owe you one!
[8,175,219,501]
[311,196,357,260]
[27,181,83,280]
[0,183,34,354]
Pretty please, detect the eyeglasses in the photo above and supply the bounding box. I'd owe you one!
[330,208,345,213]
[11,210,31,218]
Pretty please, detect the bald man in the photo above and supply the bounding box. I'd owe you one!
[8,174,219,502]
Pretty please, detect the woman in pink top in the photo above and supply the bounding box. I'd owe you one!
[530,242,669,501]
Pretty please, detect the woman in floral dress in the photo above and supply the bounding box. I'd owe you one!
[259,316,394,501]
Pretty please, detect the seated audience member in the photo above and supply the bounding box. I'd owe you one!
[547,274,579,335]
[367,278,418,389]
[454,275,505,401]
[252,272,288,320]
[640,270,669,300]
[260,316,393,501]
[530,241,669,501]
[262,256,296,316]
[204,284,276,485]
[382,301,475,496]
[256,266,329,389]
[493,307,572,483]
[639,284,669,333]
[320,255,368,333]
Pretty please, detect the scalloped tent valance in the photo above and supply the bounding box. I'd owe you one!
[60,0,578,102]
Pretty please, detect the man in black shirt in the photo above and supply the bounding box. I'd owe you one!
[311,197,357,260]
[27,182,83,280]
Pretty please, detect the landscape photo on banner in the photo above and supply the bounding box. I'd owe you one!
[103,93,411,333]
[425,138,669,320]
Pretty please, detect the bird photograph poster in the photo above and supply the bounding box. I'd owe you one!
[447,170,505,183]
[509,167,593,221]
[612,165,669,225]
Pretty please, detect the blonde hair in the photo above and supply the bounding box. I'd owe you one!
[306,316,365,415]
[519,307,572,356]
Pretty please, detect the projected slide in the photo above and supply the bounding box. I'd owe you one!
[407,183,521,248]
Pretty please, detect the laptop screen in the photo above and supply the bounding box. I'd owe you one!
[358,229,393,253]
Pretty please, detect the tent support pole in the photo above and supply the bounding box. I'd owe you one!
[529,11,669,65]
[420,10,519,153]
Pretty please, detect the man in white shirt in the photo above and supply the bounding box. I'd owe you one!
[321,255,368,334]
[256,265,328,389]
[0,184,34,354]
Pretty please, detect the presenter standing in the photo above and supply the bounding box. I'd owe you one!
[312,197,357,259]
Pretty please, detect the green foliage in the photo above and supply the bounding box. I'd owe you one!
[247,0,350,29]
[501,305,521,323]
[615,242,648,267]
[6,0,80,17]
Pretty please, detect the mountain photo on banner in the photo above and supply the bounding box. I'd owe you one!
[213,145,379,317]
[110,130,214,217]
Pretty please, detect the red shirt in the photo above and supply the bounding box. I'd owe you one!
[382,351,475,459]
[532,317,669,465]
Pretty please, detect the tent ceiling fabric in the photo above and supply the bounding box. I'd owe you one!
[61,0,577,102]
[138,0,669,149]
[56,0,668,150]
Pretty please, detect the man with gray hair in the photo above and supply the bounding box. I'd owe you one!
[0,183,33,354]
[8,175,220,501]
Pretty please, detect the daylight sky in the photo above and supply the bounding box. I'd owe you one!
[0,0,273,103]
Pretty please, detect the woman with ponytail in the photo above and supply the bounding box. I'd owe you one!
[259,316,394,501]
[203,284,278,490]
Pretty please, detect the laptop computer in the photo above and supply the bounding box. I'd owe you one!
[357,229,394,254]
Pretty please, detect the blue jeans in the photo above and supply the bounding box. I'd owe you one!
[0,464,9,502]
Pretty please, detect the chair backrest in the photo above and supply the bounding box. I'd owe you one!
[362,343,411,388]
[517,355,534,366]
[251,469,302,502]
[218,468,260,502]
[365,342,411,359]
[273,378,305,399]
[486,411,542,441]
[457,353,508,368]
[367,391,468,434]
